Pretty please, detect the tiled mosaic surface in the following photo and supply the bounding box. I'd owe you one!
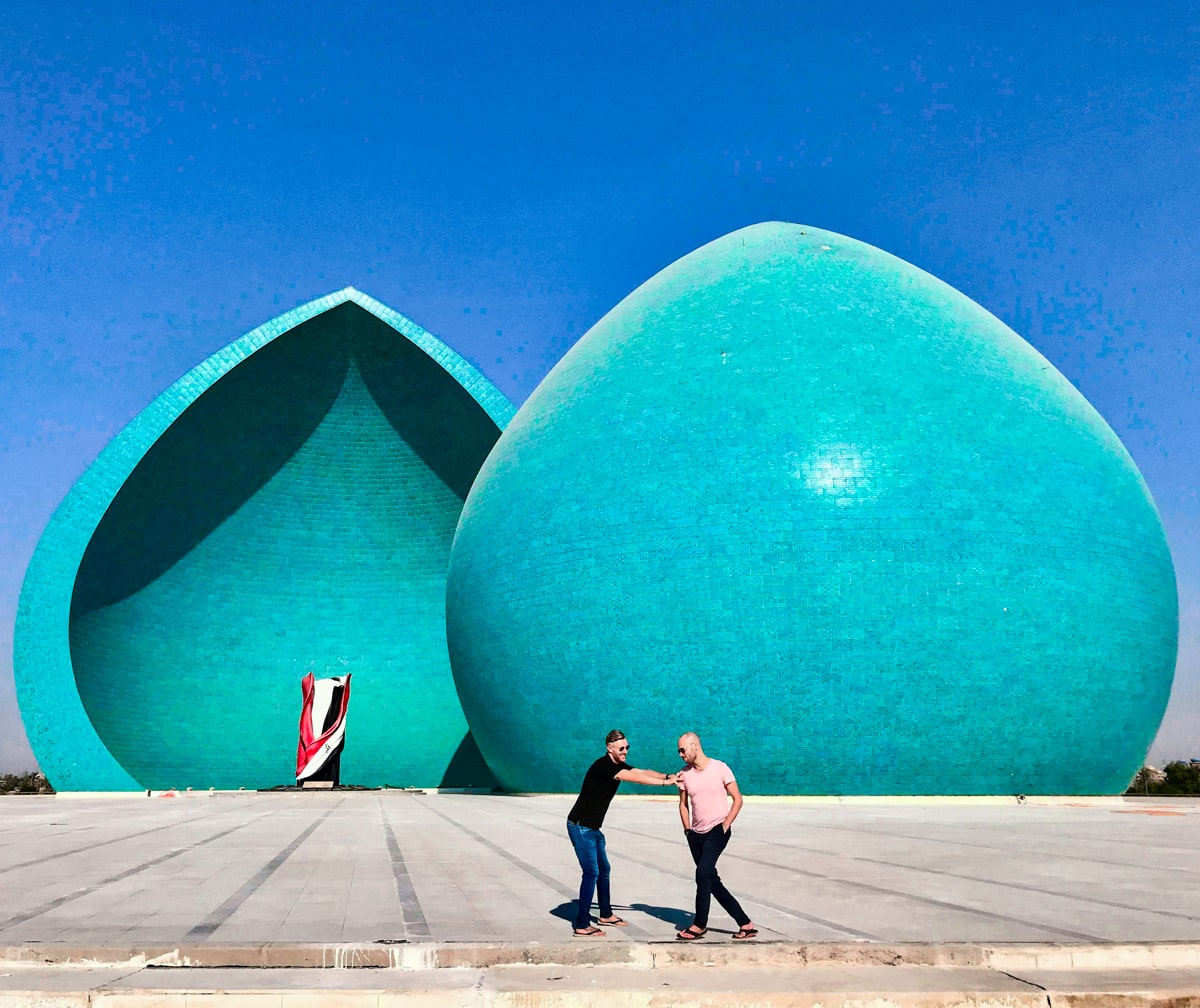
[15,290,512,791]
[446,222,1179,796]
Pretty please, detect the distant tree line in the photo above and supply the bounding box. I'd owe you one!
[4,767,1198,797]
[0,772,53,795]
[1127,761,1200,796]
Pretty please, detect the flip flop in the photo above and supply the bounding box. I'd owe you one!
[572,926,605,937]
[732,926,759,940]
[597,916,628,926]
[676,925,708,940]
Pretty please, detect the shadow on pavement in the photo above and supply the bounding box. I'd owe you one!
[628,902,693,930]
[548,901,693,932]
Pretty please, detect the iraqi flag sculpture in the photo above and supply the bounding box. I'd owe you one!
[297,673,352,786]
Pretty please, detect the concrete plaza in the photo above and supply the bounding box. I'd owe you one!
[2,791,1199,1006]
[2,790,1198,945]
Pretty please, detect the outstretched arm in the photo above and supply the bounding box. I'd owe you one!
[615,767,679,787]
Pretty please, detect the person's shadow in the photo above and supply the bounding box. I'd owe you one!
[628,902,692,930]
[549,901,576,924]
[549,901,692,930]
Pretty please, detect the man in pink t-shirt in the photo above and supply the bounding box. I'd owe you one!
[674,732,757,940]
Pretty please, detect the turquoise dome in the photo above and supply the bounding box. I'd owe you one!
[446,223,1178,795]
[15,288,513,791]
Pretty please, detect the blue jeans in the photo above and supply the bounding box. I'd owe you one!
[567,820,612,930]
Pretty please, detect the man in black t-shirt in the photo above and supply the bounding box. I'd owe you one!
[566,729,680,936]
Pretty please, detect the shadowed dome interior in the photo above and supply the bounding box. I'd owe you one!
[446,222,1178,796]
[19,292,509,791]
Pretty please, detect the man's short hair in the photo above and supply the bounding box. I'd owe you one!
[605,729,626,745]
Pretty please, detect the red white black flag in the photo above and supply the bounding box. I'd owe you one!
[297,673,352,784]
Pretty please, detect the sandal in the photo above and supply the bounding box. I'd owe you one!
[572,925,605,937]
[677,925,708,940]
[597,916,628,926]
[732,926,759,940]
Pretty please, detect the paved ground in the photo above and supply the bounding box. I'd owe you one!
[2,791,1198,947]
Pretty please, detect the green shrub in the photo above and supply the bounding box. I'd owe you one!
[1126,761,1200,796]
[0,772,54,795]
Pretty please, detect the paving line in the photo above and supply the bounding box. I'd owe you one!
[185,799,345,939]
[761,835,1200,922]
[724,846,1104,941]
[789,819,1200,876]
[378,796,430,940]
[497,802,1111,940]
[413,796,654,937]
[0,812,275,931]
[595,814,1107,942]
[507,812,880,942]
[959,821,1200,855]
[1018,829,1200,856]
[502,802,1099,942]
[0,806,232,874]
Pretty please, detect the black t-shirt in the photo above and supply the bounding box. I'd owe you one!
[567,754,630,829]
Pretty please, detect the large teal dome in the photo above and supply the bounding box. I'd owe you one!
[446,223,1178,795]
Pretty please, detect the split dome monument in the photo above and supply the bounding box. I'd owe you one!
[15,223,1178,795]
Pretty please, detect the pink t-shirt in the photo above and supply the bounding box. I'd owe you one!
[679,758,736,833]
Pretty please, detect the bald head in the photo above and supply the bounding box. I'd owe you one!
[677,732,704,767]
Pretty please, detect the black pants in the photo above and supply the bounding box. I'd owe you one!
[686,826,749,929]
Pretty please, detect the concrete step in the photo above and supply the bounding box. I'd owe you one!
[2,961,1200,1008]
[4,941,1200,971]
[3,945,1200,1008]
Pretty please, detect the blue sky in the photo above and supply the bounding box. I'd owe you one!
[2,2,1197,774]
